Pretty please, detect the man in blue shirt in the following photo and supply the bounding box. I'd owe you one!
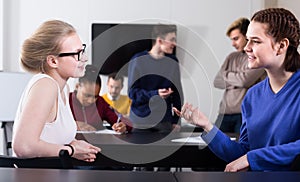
[128,24,183,133]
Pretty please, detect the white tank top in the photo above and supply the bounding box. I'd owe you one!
[13,74,77,150]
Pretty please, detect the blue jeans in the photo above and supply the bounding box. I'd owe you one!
[215,114,242,133]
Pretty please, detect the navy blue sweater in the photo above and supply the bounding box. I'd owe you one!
[128,51,183,127]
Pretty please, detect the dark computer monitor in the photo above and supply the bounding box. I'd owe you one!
[91,23,176,76]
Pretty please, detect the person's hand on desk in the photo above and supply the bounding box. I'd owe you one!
[76,121,96,131]
[224,154,249,172]
[69,140,101,162]
[173,103,213,133]
[112,122,127,133]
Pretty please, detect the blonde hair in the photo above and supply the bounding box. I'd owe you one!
[20,20,76,73]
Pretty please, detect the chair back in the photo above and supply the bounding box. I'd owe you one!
[0,150,73,169]
[291,154,300,171]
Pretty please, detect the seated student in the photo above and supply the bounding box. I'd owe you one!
[69,65,131,132]
[12,20,100,161]
[174,8,300,171]
[102,72,132,116]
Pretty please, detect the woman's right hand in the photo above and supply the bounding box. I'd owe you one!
[173,103,213,132]
[69,140,101,162]
[112,122,127,133]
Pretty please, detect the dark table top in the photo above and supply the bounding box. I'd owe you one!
[2,168,299,182]
[174,171,300,182]
[77,131,205,145]
[0,168,176,182]
[73,131,227,169]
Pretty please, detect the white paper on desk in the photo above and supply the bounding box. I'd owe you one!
[171,136,207,144]
[76,130,96,134]
[95,129,121,135]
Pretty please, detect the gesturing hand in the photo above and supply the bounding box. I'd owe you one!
[173,103,213,132]
[158,88,173,99]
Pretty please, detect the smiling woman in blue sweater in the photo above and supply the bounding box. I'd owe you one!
[174,8,300,171]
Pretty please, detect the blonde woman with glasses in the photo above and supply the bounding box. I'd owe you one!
[12,20,100,162]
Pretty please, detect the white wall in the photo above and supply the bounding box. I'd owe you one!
[277,0,300,19]
[0,0,3,70]
[2,0,260,71]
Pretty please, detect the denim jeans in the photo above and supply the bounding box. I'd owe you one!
[215,113,242,133]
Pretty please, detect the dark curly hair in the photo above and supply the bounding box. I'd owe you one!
[78,64,101,87]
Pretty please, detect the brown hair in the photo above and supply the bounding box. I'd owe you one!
[108,72,124,85]
[251,8,300,72]
[226,17,250,37]
[151,24,177,44]
[21,20,76,73]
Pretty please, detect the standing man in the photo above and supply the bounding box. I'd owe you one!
[102,72,131,116]
[214,17,266,133]
[128,24,183,133]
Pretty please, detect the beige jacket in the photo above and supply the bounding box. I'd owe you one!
[214,51,266,114]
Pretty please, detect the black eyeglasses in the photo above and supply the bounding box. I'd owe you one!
[58,44,86,61]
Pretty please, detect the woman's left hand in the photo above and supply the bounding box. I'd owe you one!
[70,140,101,162]
[224,154,249,172]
